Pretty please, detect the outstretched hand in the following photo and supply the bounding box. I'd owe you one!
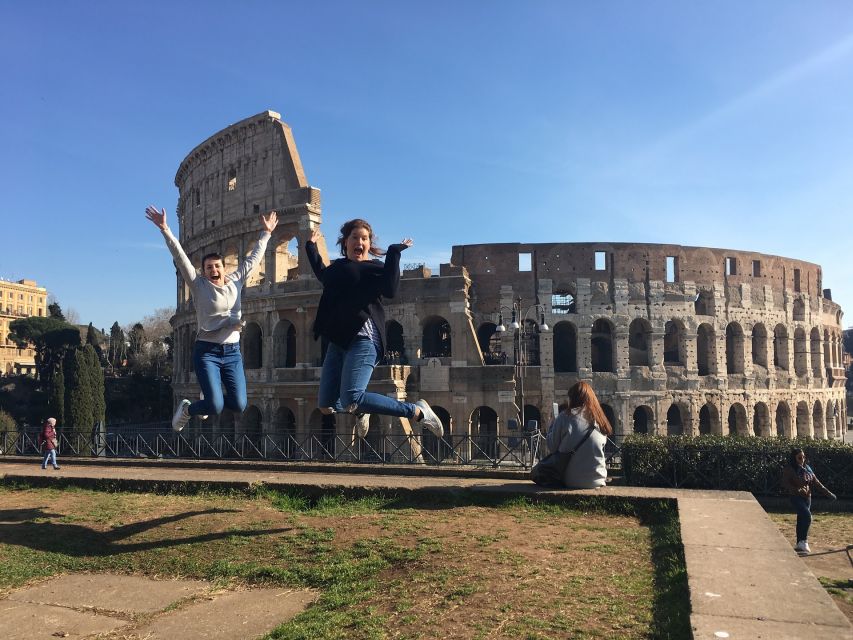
[309,228,322,244]
[261,210,278,233]
[145,205,168,231]
[400,238,414,248]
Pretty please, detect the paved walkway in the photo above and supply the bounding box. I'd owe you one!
[1,459,851,639]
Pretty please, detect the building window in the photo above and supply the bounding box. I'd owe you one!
[752,260,761,277]
[794,268,801,292]
[725,257,737,276]
[666,256,677,283]
[253,204,260,214]
[594,251,606,271]
[518,252,532,272]
[227,169,237,191]
[551,292,576,314]
[194,188,201,206]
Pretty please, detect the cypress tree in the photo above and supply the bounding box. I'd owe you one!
[64,348,93,435]
[48,362,65,427]
[85,344,106,425]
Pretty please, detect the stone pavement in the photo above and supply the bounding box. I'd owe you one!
[1,458,851,639]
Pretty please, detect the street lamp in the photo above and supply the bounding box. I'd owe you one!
[495,297,549,435]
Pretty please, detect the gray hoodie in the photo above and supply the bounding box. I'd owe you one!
[161,227,271,344]
[546,407,608,488]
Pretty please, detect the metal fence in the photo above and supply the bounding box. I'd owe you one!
[3,426,625,470]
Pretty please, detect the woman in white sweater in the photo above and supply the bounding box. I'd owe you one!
[546,381,613,488]
[145,205,278,431]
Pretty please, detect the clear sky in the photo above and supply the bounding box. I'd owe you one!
[3,1,852,331]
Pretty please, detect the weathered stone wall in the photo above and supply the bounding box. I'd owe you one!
[170,112,847,450]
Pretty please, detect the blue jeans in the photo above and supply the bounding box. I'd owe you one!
[190,341,247,416]
[42,449,57,469]
[319,337,416,418]
[790,495,812,541]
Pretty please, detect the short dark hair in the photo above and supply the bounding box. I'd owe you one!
[788,447,805,467]
[337,219,385,257]
[201,253,224,269]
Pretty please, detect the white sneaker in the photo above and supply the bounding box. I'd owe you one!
[172,399,191,432]
[355,413,370,439]
[794,540,811,554]
[415,399,444,438]
[199,392,208,421]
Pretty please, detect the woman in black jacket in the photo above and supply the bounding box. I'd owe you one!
[306,219,443,438]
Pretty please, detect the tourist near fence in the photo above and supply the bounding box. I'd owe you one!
[145,204,279,432]
[38,417,60,470]
[781,447,837,554]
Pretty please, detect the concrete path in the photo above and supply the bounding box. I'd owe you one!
[0,459,850,639]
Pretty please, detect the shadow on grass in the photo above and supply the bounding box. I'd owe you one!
[0,506,293,556]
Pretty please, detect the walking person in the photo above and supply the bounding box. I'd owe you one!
[145,205,278,431]
[781,447,837,554]
[305,219,443,439]
[545,381,612,488]
[38,417,60,470]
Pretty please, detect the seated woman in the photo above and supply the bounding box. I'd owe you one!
[546,381,612,488]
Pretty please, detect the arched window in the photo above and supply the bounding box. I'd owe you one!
[273,236,299,282]
[632,406,653,434]
[699,403,719,435]
[520,319,541,366]
[775,402,791,438]
[792,298,805,322]
[241,406,263,458]
[471,406,498,460]
[422,405,451,462]
[663,320,683,365]
[796,401,810,437]
[551,290,576,314]
[242,322,263,369]
[753,403,770,437]
[386,320,405,362]
[422,316,451,358]
[273,406,296,459]
[725,322,744,374]
[727,403,747,436]
[553,321,577,372]
[628,318,651,367]
[697,324,715,376]
[810,328,822,377]
[751,323,768,369]
[666,404,684,436]
[273,320,296,368]
[812,401,824,439]
[793,327,808,376]
[773,325,789,370]
[591,319,614,372]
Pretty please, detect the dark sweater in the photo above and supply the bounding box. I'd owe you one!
[305,241,406,353]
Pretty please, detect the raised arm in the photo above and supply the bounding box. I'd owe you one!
[381,238,412,298]
[231,211,278,284]
[145,205,197,284]
[305,227,328,280]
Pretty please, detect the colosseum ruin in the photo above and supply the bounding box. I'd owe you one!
[169,110,847,458]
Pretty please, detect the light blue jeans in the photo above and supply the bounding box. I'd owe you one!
[190,341,247,416]
[41,449,58,469]
[319,337,417,418]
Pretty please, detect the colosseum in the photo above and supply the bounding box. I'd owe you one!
[169,110,847,459]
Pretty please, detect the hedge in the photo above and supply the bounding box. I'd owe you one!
[621,435,853,497]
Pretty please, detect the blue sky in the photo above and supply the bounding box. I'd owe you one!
[3,1,853,331]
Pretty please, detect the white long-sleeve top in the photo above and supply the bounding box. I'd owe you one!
[161,226,271,344]
[546,407,608,488]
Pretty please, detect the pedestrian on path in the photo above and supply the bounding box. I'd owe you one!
[305,219,443,439]
[781,447,837,554]
[38,417,60,470]
[146,204,278,432]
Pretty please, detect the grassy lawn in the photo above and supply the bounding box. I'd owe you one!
[766,505,853,623]
[0,483,688,639]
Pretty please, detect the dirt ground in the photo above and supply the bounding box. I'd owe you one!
[0,488,661,639]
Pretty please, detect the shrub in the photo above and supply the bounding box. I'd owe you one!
[0,409,16,431]
[621,435,853,497]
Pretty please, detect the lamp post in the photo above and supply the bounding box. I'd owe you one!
[495,297,549,436]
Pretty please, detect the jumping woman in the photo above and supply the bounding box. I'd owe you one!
[306,219,443,439]
[145,204,278,431]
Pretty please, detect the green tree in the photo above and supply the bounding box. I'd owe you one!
[108,321,126,370]
[127,323,146,364]
[48,302,66,321]
[85,345,106,425]
[48,363,65,427]
[8,316,81,382]
[64,348,93,434]
[85,323,104,361]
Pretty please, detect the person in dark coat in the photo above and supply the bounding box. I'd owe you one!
[38,417,60,470]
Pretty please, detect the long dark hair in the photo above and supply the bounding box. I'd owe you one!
[567,381,612,435]
[337,218,385,257]
[788,447,805,468]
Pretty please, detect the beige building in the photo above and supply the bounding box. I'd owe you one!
[0,279,48,375]
[169,111,847,457]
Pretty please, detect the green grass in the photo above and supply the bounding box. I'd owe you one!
[0,481,690,639]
